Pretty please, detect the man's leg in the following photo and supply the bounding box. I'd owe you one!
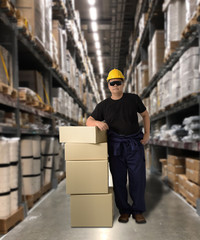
[127,145,146,218]
[109,154,132,218]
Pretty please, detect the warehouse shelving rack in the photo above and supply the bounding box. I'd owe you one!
[0,0,98,225]
[125,0,200,214]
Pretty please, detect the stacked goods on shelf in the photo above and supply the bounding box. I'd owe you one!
[52,87,82,122]
[185,0,199,23]
[59,126,113,227]
[159,158,168,180]
[83,87,96,114]
[0,137,19,219]
[54,140,65,180]
[163,0,186,58]
[179,47,200,98]
[148,30,165,81]
[167,155,185,192]
[138,13,148,39]
[149,87,157,116]
[171,61,181,105]
[185,157,200,207]
[66,50,77,90]
[178,174,188,198]
[41,137,55,186]
[21,137,41,196]
[44,0,52,59]
[15,0,45,49]
[0,111,16,127]
[52,20,67,77]
[149,46,199,114]
[137,61,148,96]
[0,45,13,88]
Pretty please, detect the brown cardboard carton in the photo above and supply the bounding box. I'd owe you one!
[59,126,107,143]
[70,188,113,227]
[186,169,200,185]
[65,142,107,161]
[167,155,185,165]
[66,160,108,194]
[167,164,185,174]
[186,158,200,171]
[167,171,179,182]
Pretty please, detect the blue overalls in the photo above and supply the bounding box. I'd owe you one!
[108,129,146,215]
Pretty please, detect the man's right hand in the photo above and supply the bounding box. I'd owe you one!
[95,121,109,131]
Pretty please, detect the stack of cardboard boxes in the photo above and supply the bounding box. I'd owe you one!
[59,126,113,227]
[167,155,185,192]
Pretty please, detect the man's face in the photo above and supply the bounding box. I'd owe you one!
[108,78,124,94]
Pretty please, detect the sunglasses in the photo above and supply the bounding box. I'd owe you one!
[109,81,123,86]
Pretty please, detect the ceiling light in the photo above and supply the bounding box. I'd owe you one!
[96,49,101,56]
[89,7,97,20]
[91,21,98,32]
[93,33,99,41]
[88,0,95,5]
[95,41,100,49]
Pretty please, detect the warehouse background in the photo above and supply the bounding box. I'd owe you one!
[0,0,200,236]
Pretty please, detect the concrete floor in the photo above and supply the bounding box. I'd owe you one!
[1,173,200,240]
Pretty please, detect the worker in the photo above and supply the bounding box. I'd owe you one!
[86,69,150,224]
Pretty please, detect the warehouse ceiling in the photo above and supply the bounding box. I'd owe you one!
[75,0,138,98]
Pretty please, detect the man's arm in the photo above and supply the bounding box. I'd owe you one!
[139,110,150,145]
[86,116,109,131]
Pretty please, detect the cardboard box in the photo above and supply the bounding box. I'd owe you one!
[186,158,200,171]
[70,189,113,227]
[167,164,185,174]
[167,155,185,165]
[185,180,200,197]
[59,126,107,143]
[178,174,187,186]
[167,171,179,182]
[66,160,108,194]
[65,142,107,161]
[186,169,200,185]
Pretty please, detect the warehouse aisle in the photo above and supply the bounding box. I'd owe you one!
[1,173,200,240]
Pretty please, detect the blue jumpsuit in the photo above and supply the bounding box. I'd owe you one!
[108,129,146,215]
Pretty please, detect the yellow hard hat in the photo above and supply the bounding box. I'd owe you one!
[106,69,125,82]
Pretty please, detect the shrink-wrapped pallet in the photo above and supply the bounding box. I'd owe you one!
[162,71,172,108]
[171,62,181,104]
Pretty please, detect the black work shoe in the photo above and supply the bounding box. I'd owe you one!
[118,213,130,223]
[132,213,146,224]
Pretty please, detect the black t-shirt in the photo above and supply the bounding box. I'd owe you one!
[91,93,146,135]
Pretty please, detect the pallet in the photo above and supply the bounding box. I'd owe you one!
[42,182,52,195]
[0,82,17,98]
[0,206,24,235]
[42,104,54,113]
[0,0,17,22]
[19,91,34,105]
[31,100,45,109]
[22,189,42,209]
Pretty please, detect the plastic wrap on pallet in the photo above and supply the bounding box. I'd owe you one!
[10,189,18,214]
[151,31,165,78]
[185,0,198,23]
[149,87,158,116]
[171,62,181,104]
[180,47,200,98]
[157,77,164,111]
[162,71,172,108]
[22,174,41,195]
[41,137,54,155]
[45,0,53,58]
[0,193,10,218]
[137,62,148,96]
[165,0,186,56]
[16,0,45,48]
[148,41,153,81]
[0,165,10,193]
[0,45,13,86]
[0,137,9,164]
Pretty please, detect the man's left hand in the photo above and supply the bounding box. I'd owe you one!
[140,133,149,145]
